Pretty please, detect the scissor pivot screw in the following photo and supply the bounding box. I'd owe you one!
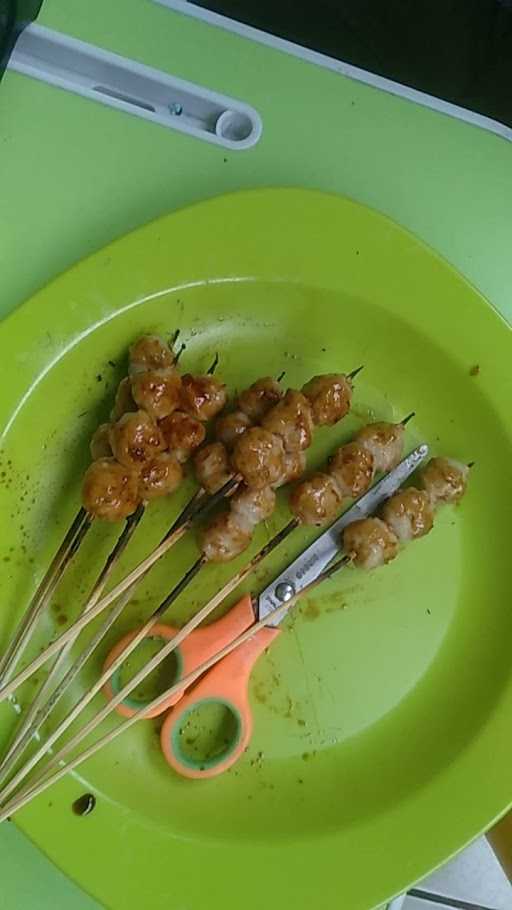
[275,582,295,602]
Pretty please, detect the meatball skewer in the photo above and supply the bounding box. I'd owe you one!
[0,338,229,777]
[343,455,470,570]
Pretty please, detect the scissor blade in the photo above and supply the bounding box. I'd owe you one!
[257,443,429,626]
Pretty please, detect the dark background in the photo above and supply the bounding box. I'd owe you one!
[0,0,42,77]
[190,0,512,125]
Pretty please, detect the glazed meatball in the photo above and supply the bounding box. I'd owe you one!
[272,450,307,489]
[138,452,183,502]
[109,411,165,471]
[261,390,314,453]
[231,427,285,490]
[129,334,174,373]
[82,458,140,522]
[230,485,276,533]
[131,368,182,421]
[90,423,112,460]
[159,410,206,463]
[355,422,404,474]
[180,374,227,422]
[193,442,233,495]
[381,487,434,542]
[200,512,252,563]
[420,457,469,506]
[302,373,353,426]
[289,472,342,527]
[110,377,137,421]
[343,517,399,570]
[215,410,252,450]
[328,442,374,499]
[237,377,282,422]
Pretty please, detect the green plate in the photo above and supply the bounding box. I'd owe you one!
[0,189,511,910]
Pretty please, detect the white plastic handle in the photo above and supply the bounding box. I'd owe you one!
[9,24,262,151]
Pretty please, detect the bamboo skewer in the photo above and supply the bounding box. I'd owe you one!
[0,505,145,785]
[0,553,349,822]
[0,518,296,801]
[0,475,240,704]
[0,508,93,688]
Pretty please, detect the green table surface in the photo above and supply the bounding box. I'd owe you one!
[0,0,511,906]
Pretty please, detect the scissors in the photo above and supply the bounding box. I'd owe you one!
[104,444,428,779]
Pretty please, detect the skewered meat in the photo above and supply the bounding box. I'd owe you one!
[302,373,353,426]
[129,334,174,373]
[355,422,404,474]
[231,427,285,490]
[180,373,227,422]
[131,368,182,421]
[421,457,469,506]
[159,411,206,463]
[138,453,183,501]
[328,442,374,498]
[215,410,252,450]
[261,390,314,453]
[194,442,233,495]
[82,458,140,522]
[230,485,276,533]
[109,411,165,471]
[90,423,112,460]
[237,377,282,422]
[289,472,342,527]
[381,487,434,542]
[110,377,137,421]
[200,512,252,563]
[343,517,399,569]
[273,450,307,489]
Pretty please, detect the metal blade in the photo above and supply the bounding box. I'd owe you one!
[257,443,429,626]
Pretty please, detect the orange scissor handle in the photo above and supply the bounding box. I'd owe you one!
[103,594,260,720]
[160,621,280,779]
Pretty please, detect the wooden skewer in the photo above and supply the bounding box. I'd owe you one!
[0,518,297,801]
[0,553,349,822]
[0,475,241,704]
[0,508,92,689]
[0,489,210,780]
[347,365,364,380]
[0,505,145,786]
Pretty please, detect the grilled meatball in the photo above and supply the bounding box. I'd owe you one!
[129,334,174,373]
[302,373,353,426]
[272,450,307,489]
[215,410,252,450]
[328,442,374,499]
[131,368,182,421]
[109,411,165,471]
[194,442,233,495]
[180,374,227,422]
[237,377,282,422]
[381,487,434,542]
[231,427,285,490]
[261,390,314,453]
[159,410,206,463]
[110,377,137,421]
[355,421,404,474]
[343,517,399,570]
[90,423,112,460]
[82,458,140,522]
[289,472,342,527]
[200,512,252,563]
[230,485,276,533]
[420,457,469,506]
[138,452,183,501]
